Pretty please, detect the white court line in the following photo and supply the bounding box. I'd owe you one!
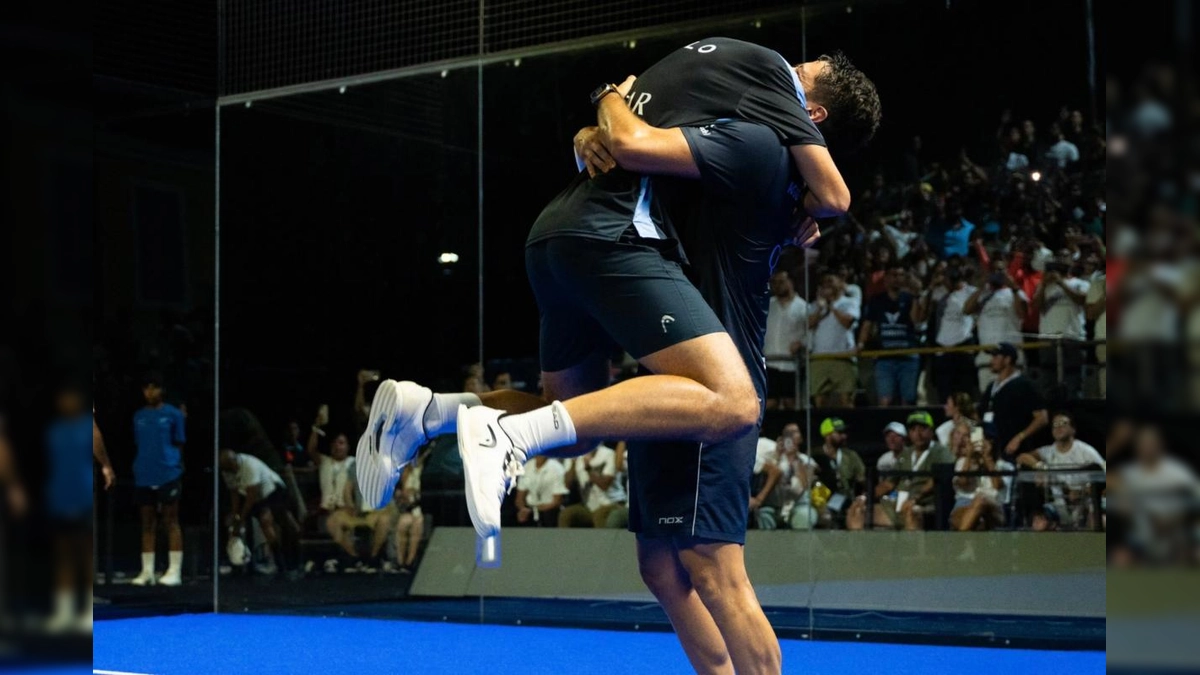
[94,670,154,675]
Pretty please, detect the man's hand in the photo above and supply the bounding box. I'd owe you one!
[517,506,532,523]
[793,215,821,249]
[574,126,616,178]
[102,465,116,490]
[1005,433,1024,456]
[749,496,763,510]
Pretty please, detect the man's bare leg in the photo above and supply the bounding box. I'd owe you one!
[637,539,733,675]
[676,542,781,675]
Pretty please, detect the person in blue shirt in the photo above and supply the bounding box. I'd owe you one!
[46,382,115,632]
[941,201,975,258]
[131,372,186,587]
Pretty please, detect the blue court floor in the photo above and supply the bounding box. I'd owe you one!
[93,614,1104,674]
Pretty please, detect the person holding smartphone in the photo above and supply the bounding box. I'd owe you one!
[949,422,1008,531]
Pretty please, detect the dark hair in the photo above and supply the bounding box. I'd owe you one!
[140,371,164,388]
[886,260,907,273]
[811,51,882,150]
[1052,411,1074,427]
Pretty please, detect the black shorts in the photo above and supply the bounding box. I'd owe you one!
[49,514,93,537]
[525,233,726,372]
[134,478,182,506]
[250,487,290,520]
[766,366,799,400]
[626,426,757,546]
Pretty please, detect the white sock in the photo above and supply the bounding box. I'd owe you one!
[54,590,73,617]
[141,552,155,575]
[424,392,482,436]
[498,401,576,459]
[167,550,183,573]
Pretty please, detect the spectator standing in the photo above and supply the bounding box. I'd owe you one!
[281,420,309,467]
[1033,260,1090,397]
[978,343,1049,458]
[965,267,1029,392]
[1044,125,1080,169]
[808,273,861,407]
[131,372,186,587]
[515,456,568,527]
[764,269,808,410]
[883,210,920,261]
[926,266,979,401]
[941,203,976,259]
[858,262,921,406]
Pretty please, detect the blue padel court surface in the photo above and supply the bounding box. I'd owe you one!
[91,613,1105,674]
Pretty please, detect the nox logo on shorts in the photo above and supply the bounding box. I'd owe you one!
[660,314,675,333]
[658,516,684,525]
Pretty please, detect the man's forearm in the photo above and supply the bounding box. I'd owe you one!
[93,422,113,469]
[790,145,851,217]
[596,94,698,177]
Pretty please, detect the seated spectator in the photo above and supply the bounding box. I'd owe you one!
[492,372,513,391]
[812,418,865,527]
[515,456,568,527]
[219,449,301,577]
[749,437,784,530]
[559,442,629,529]
[1015,411,1104,531]
[773,424,818,529]
[936,392,978,449]
[387,451,428,574]
[1110,426,1200,566]
[808,273,861,407]
[876,422,908,472]
[313,431,390,572]
[858,411,953,531]
[949,421,1010,531]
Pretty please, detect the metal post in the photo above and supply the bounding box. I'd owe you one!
[864,469,876,529]
[1085,0,1097,122]
[1055,338,1064,388]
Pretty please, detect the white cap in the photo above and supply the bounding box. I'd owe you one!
[883,422,907,437]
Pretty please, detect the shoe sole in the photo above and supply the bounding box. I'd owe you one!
[378,381,431,496]
[456,405,498,539]
[356,380,402,509]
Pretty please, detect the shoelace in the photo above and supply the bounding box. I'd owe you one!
[502,449,526,495]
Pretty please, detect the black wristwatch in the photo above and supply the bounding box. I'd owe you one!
[589,83,620,106]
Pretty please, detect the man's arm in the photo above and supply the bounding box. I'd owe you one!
[789,144,852,217]
[963,287,987,315]
[1058,279,1088,306]
[831,303,857,329]
[93,419,116,490]
[595,83,700,179]
[1006,409,1050,455]
[856,317,874,351]
[751,462,782,509]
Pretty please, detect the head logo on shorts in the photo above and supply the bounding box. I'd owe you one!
[661,314,675,333]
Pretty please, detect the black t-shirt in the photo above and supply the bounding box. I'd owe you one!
[656,121,802,397]
[863,291,919,351]
[979,374,1046,456]
[527,37,823,250]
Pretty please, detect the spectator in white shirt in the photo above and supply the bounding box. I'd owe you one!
[559,443,628,528]
[1085,270,1106,397]
[876,422,907,473]
[1016,412,1104,530]
[948,421,1010,531]
[1033,259,1090,397]
[515,456,568,527]
[883,210,919,261]
[220,450,300,576]
[808,272,861,407]
[1044,125,1080,168]
[965,266,1029,392]
[750,437,784,529]
[764,269,808,410]
[920,264,979,401]
[1110,426,1200,565]
[771,424,817,529]
[935,392,978,450]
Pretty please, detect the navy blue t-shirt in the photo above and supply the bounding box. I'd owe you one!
[133,404,185,487]
[863,291,920,351]
[46,414,95,517]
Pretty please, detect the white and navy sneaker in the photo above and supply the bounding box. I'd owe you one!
[357,380,433,509]
[457,405,525,539]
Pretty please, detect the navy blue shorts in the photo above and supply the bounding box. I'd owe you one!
[525,233,726,372]
[627,426,757,545]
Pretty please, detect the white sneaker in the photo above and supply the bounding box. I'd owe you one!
[130,569,156,586]
[159,568,182,586]
[357,380,432,509]
[457,405,525,539]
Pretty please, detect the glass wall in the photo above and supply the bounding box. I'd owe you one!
[196,0,1105,648]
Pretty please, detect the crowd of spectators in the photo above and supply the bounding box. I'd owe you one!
[765,104,1108,408]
